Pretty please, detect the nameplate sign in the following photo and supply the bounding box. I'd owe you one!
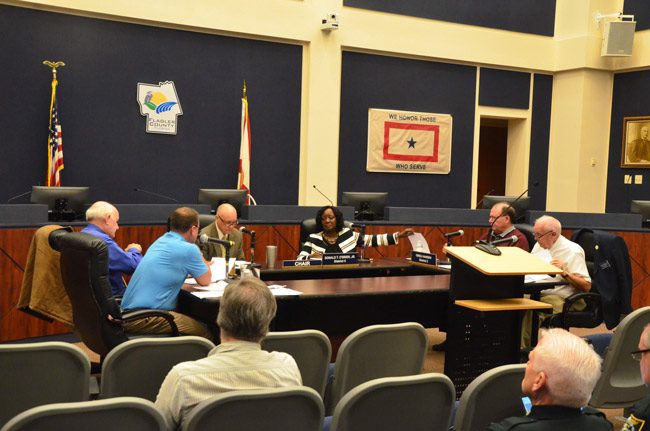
[322,253,359,266]
[410,251,437,267]
[282,259,323,269]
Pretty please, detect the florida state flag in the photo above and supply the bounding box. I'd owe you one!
[367,108,452,174]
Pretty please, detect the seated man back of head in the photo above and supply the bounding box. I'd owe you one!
[155,278,302,430]
[487,328,611,430]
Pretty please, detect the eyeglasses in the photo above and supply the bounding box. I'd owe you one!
[218,216,238,227]
[533,231,553,240]
[631,348,650,361]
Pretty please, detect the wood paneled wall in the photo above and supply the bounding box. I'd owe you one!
[1,224,647,342]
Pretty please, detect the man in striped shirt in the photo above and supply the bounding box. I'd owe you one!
[155,278,302,429]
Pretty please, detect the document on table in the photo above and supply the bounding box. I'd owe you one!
[210,257,237,281]
[191,283,302,298]
[524,249,557,283]
[408,233,430,253]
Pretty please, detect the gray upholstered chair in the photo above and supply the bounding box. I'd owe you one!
[589,306,650,409]
[330,373,455,431]
[262,330,332,397]
[453,364,527,431]
[0,341,90,427]
[100,336,215,401]
[0,397,165,431]
[327,322,428,414]
[181,387,323,431]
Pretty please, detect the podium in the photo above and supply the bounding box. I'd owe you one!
[443,246,561,395]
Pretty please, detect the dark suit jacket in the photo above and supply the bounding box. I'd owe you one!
[197,222,245,260]
[572,228,632,329]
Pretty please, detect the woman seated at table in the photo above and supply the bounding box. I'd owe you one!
[297,205,414,260]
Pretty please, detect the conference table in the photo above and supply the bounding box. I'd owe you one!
[178,258,450,338]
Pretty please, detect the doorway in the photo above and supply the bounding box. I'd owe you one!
[476,118,508,208]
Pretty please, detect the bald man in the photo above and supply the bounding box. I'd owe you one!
[197,203,245,260]
[81,201,142,296]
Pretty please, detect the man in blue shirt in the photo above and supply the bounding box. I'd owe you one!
[81,201,142,296]
[121,207,213,339]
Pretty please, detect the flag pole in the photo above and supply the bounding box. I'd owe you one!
[43,60,65,186]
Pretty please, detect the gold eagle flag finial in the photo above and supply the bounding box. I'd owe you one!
[42,60,66,79]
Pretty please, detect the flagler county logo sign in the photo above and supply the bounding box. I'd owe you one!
[137,81,183,134]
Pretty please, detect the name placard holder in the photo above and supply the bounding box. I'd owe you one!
[410,251,438,268]
[282,259,323,270]
[322,253,359,266]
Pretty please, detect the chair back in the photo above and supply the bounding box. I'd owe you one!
[100,336,215,401]
[330,373,455,431]
[513,223,534,252]
[1,397,165,431]
[589,306,650,409]
[198,214,214,230]
[572,229,596,277]
[453,364,526,431]
[262,330,332,397]
[51,231,128,358]
[329,322,428,412]
[0,342,90,427]
[181,387,323,431]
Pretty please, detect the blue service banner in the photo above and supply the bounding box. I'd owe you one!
[282,259,323,268]
[411,251,437,266]
[322,253,359,265]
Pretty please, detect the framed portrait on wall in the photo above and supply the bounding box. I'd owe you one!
[622,116,650,168]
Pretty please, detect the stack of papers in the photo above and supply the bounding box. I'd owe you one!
[190,282,302,299]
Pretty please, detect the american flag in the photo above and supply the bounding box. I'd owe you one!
[47,79,64,186]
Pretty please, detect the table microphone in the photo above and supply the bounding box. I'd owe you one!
[491,235,519,246]
[133,187,178,203]
[239,227,255,236]
[199,234,234,247]
[7,190,31,203]
[312,185,334,206]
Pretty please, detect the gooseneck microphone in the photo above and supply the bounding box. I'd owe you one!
[133,187,178,203]
[239,226,255,236]
[490,235,519,246]
[475,188,495,209]
[7,190,32,203]
[312,185,334,206]
[443,230,464,238]
[199,233,234,247]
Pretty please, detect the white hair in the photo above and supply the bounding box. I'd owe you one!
[534,215,561,235]
[85,201,117,222]
[532,328,602,407]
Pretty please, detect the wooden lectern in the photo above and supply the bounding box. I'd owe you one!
[443,246,561,395]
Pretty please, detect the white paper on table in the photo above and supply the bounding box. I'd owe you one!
[524,249,557,283]
[210,257,237,281]
[191,283,302,299]
[408,232,430,253]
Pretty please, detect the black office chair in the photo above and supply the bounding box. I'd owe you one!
[544,229,631,330]
[514,223,534,252]
[50,231,178,361]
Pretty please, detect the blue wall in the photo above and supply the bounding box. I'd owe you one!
[338,52,476,208]
[607,70,650,212]
[344,0,556,36]
[0,6,302,205]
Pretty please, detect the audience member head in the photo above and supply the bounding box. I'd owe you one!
[216,203,238,235]
[533,215,562,249]
[169,207,200,242]
[86,201,120,238]
[636,324,650,384]
[522,328,601,408]
[489,202,516,234]
[216,278,277,342]
[316,205,344,233]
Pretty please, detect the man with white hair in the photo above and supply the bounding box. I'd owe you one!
[622,323,650,430]
[81,201,142,296]
[532,215,592,311]
[487,328,611,430]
